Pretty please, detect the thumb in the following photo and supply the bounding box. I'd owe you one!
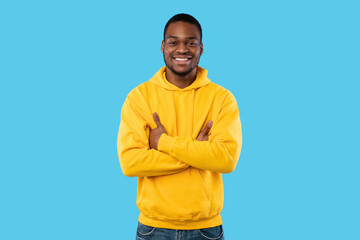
[153,112,162,128]
[202,120,213,135]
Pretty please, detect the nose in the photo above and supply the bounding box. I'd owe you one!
[176,42,188,53]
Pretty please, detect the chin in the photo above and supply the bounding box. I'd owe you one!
[174,70,193,76]
[169,66,196,76]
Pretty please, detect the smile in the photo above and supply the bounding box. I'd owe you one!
[172,56,193,65]
[174,57,191,61]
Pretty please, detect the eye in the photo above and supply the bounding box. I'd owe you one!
[188,42,198,46]
[168,41,177,46]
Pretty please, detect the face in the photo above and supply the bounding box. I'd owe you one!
[161,21,203,77]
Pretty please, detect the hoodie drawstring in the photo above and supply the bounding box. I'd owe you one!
[189,89,195,176]
[171,91,178,136]
[192,88,195,138]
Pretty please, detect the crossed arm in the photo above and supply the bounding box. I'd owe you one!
[149,112,212,150]
[117,92,242,177]
[117,104,212,177]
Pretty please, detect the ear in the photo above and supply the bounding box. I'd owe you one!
[161,40,164,53]
[200,43,203,56]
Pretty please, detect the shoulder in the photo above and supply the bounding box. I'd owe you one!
[204,82,236,102]
[126,81,155,102]
[207,82,230,93]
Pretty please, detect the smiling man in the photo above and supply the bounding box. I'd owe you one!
[117,13,242,239]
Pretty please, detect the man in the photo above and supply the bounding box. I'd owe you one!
[117,13,242,239]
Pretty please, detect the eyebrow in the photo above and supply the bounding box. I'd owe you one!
[167,36,198,40]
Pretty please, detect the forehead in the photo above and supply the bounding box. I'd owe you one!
[165,21,201,40]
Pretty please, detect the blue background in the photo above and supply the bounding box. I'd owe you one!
[1,0,359,239]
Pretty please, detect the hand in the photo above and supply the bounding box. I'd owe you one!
[196,120,213,141]
[149,112,167,150]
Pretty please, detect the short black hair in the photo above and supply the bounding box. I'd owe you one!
[163,13,202,42]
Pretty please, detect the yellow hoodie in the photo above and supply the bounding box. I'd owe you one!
[117,66,242,230]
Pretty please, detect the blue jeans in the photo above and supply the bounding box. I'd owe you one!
[136,222,225,240]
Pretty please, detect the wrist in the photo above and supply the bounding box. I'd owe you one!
[158,134,177,154]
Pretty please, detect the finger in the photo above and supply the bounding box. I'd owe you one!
[153,112,162,128]
[202,120,213,135]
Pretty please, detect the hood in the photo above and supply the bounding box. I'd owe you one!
[149,66,211,91]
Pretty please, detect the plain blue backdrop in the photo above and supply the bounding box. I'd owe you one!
[1,0,359,239]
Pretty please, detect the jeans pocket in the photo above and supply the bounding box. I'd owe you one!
[137,222,156,237]
[198,225,224,240]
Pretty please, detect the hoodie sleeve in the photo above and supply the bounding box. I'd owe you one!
[117,93,189,177]
[157,91,242,173]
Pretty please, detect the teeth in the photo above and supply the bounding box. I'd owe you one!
[175,58,189,61]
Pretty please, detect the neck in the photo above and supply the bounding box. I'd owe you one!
[165,68,197,89]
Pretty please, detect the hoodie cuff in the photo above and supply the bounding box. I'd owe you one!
[158,134,177,155]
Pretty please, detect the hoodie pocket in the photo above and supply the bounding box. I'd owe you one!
[138,168,212,221]
[195,168,211,201]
